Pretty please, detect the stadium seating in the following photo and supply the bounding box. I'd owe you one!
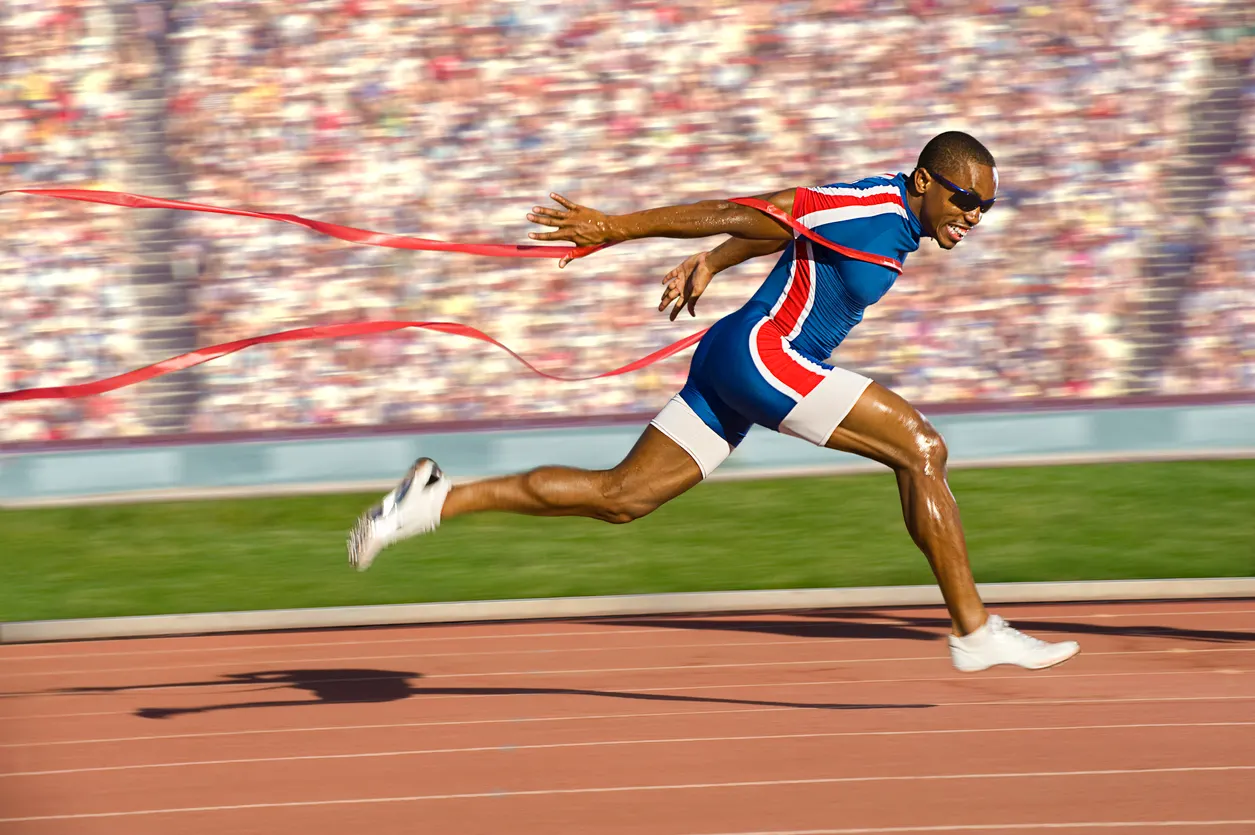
[1,0,1251,441]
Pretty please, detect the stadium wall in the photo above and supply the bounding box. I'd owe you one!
[3,400,1253,507]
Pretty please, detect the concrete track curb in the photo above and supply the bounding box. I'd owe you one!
[3,577,1253,644]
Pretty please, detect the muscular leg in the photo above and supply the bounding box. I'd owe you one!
[826,382,987,636]
[442,425,704,524]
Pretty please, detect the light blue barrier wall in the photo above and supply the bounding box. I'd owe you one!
[2,403,1253,502]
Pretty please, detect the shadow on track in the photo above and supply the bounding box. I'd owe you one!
[50,668,935,719]
[595,602,1255,646]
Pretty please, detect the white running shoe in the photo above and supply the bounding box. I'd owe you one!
[347,458,451,572]
[948,614,1080,672]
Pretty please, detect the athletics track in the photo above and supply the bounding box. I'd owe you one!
[1,599,1253,834]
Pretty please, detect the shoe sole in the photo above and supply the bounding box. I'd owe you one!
[953,645,1081,674]
[347,458,444,572]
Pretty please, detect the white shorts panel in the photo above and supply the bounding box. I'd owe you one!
[778,366,873,445]
[649,395,734,479]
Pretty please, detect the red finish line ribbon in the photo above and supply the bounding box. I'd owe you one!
[2,188,614,260]
[0,321,709,403]
[0,189,900,403]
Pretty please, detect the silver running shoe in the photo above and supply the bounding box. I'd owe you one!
[347,458,451,572]
[949,614,1080,672]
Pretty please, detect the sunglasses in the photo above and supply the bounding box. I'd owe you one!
[927,169,996,213]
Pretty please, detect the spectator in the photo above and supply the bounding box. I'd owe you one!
[2,0,1252,442]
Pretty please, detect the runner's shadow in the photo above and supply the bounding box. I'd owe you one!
[53,669,935,719]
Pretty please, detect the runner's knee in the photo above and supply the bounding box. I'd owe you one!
[904,419,948,476]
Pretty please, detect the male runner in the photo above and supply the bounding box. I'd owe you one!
[347,131,1080,673]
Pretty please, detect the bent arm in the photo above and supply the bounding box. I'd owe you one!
[656,225,791,320]
[705,235,790,273]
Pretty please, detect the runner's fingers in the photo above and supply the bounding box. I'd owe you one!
[659,279,681,309]
[549,193,578,210]
[669,293,689,321]
[528,229,571,241]
[526,211,565,226]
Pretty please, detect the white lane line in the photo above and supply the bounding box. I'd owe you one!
[0,705,791,747]
[4,721,1253,779]
[0,637,889,680]
[4,666,1242,722]
[685,822,1255,834]
[2,766,1253,823]
[0,628,671,661]
[4,693,1253,749]
[0,656,900,696]
[4,664,1248,720]
[4,646,1252,698]
[987,608,1255,622]
[0,709,119,721]
[3,607,1250,662]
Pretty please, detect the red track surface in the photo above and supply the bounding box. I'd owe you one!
[1,599,1253,834]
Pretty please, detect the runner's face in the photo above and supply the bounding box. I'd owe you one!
[919,162,997,250]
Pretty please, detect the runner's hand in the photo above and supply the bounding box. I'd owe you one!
[659,252,713,321]
[528,193,614,267]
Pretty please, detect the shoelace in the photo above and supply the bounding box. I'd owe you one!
[989,615,1051,648]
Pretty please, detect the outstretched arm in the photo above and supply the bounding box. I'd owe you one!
[528,188,797,267]
[658,236,789,320]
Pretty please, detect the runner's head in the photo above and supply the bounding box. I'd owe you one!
[909,131,998,251]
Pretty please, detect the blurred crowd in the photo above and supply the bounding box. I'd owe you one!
[1,0,1252,442]
[0,1,150,440]
[1160,152,1255,393]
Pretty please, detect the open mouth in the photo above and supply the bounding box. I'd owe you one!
[944,223,969,243]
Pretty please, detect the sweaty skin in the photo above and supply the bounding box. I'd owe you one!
[912,162,996,251]
[527,191,795,247]
[449,163,996,636]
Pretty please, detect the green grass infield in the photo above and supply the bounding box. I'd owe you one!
[1,459,1252,623]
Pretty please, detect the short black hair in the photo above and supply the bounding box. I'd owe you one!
[916,131,996,175]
